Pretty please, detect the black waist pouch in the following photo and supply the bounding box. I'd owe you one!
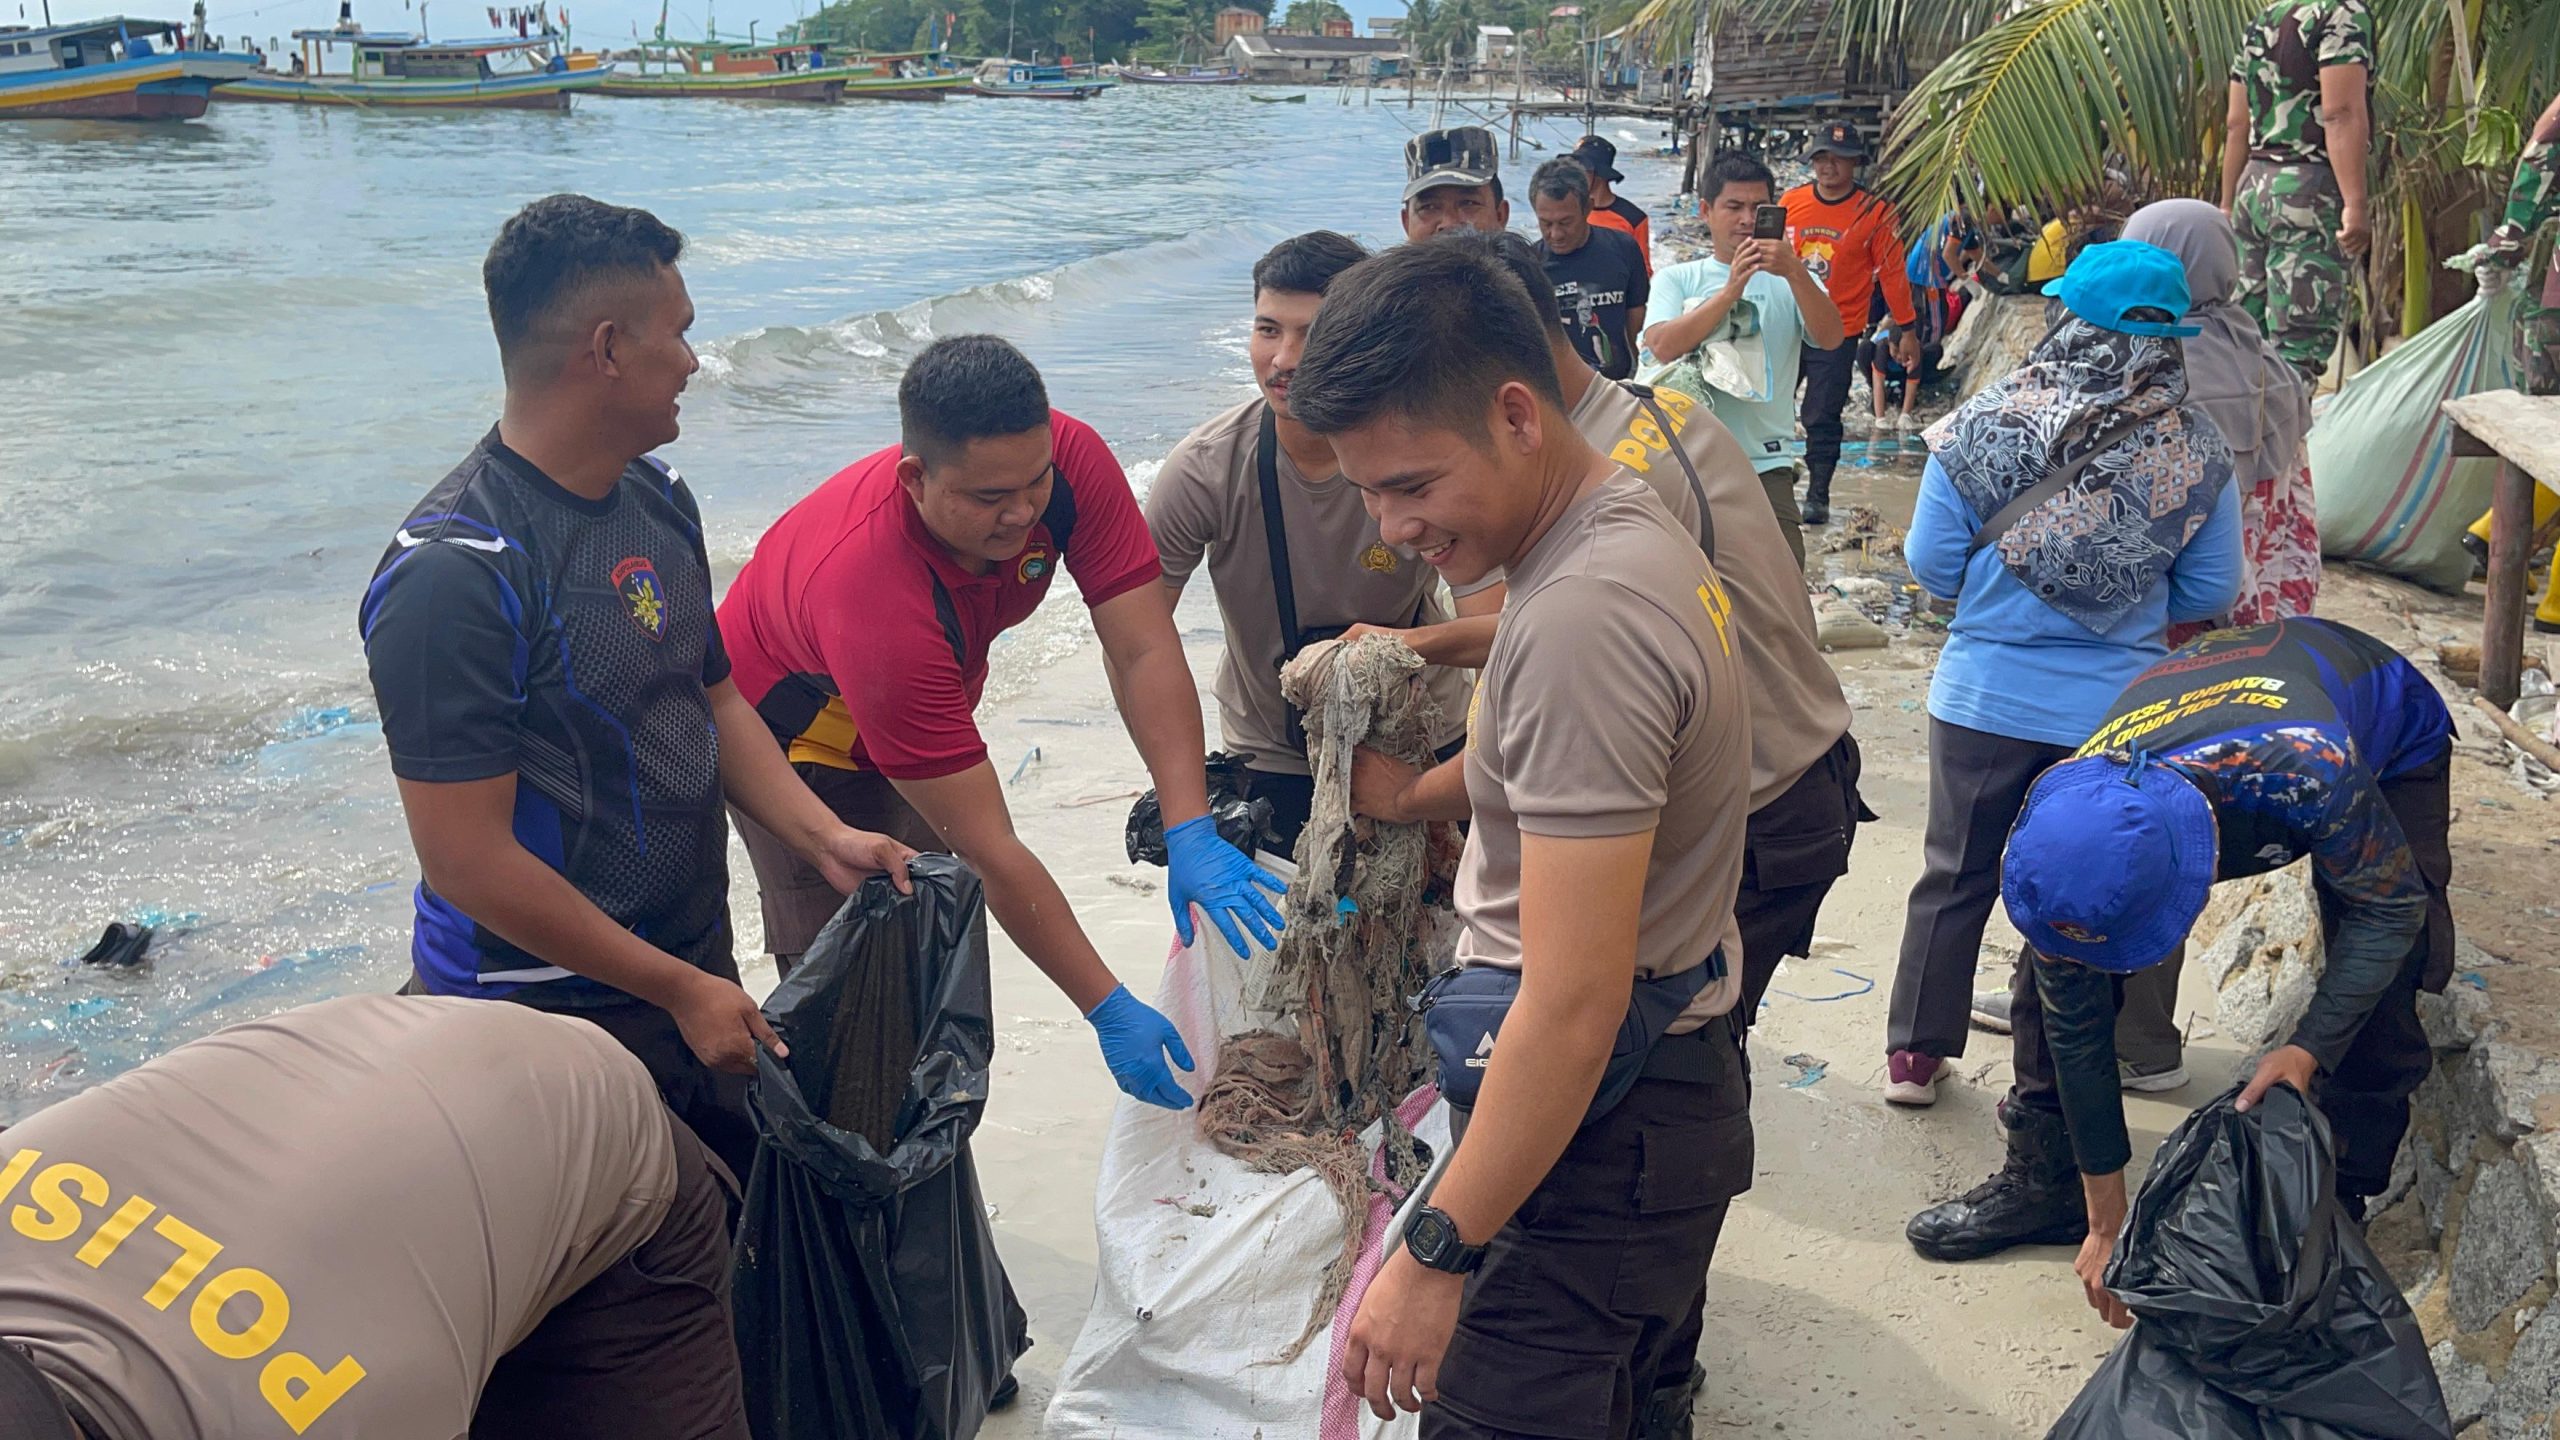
[1419,950,1721,1124]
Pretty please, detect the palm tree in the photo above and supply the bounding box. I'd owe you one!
[1773,0,2560,335]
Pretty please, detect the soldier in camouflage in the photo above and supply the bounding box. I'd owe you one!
[2219,0,2373,383]
[2489,92,2560,395]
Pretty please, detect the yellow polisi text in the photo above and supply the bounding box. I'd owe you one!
[0,1147,367,1435]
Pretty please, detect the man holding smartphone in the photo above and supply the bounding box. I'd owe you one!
[1645,152,1845,565]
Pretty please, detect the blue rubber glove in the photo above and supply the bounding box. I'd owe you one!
[1085,984,1196,1110]
[1164,813,1288,955]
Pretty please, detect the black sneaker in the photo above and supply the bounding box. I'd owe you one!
[1800,486,1832,526]
[990,1374,1021,1412]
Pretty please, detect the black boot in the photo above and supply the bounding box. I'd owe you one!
[1906,1100,2086,1262]
[1637,1363,1704,1440]
[1800,476,1832,527]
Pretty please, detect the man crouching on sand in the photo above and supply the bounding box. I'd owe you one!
[1292,241,1755,1439]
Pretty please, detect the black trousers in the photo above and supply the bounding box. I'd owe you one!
[474,1116,749,1439]
[1888,719,2074,1058]
[2010,749,2453,1203]
[1737,733,1869,1024]
[1427,1015,1754,1440]
[1798,337,1861,492]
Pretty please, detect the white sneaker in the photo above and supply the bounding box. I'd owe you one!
[1884,1050,1952,1106]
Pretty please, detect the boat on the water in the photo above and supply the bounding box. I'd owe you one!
[833,48,966,100]
[1246,92,1305,103]
[966,58,1104,100]
[0,16,256,119]
[213,19,605,108]
[593,39,962,101]
[1119,64,1239,85]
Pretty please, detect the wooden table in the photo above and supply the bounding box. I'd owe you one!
[2442,390,2560,708]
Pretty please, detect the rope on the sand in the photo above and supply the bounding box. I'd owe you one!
[1196,634,1453,1362]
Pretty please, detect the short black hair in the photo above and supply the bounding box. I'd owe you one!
[1529,158,1591,209]
[482,194,684,372]
[1287,243,1562,442]
[1428,228,1564,336]
[1253,230,1369,299]
[899,335,1051,465]
[1701,151,1776,206]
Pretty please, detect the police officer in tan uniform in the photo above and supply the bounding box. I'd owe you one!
[1293,241,1755,1440]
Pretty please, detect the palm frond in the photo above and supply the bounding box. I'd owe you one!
[1872,0,2253,223]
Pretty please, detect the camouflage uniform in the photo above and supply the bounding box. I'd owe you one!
[2230,0,2373,381]
[2489,102,2559,393]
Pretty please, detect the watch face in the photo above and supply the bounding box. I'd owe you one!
[1408,1208,1454,1265]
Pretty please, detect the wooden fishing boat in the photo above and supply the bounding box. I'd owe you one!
[0,16,256,119]
[1118,64,1239,85]
[966,59,1103,100]
[1246,92,1305,103]
[597,40,848,100]
[214,25,605,108]
[833,49,965,100]
[593,39,962,101]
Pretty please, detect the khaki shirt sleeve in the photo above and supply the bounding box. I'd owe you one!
[1493,576,1691,838]
[1143,433,1221,592]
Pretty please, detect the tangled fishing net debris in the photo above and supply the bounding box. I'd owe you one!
[1195,633,1457,1360]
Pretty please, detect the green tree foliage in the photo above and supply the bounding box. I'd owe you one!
[1280,0,1348,28]
[799,0,1262,56]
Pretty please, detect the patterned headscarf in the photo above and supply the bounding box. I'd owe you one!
[1923,314,2234,635]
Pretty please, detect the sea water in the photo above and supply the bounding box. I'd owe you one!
[0,86,1677,1114]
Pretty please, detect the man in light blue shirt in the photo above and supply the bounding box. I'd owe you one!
[1644,151,1845,564]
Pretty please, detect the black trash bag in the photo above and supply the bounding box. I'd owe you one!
[733,855,1030,1440]
[2046,1084,2451,1440]
[1124,749,1279,865]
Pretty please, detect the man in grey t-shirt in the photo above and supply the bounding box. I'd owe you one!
[1147,231,1475,849]
[1290,239,1753,1439]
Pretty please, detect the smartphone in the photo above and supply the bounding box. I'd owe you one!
[1752,204,1789,241]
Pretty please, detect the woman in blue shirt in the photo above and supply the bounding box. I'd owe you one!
[1882,241,2243,1106]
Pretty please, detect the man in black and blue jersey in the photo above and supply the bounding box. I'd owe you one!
[359,194,914,1180]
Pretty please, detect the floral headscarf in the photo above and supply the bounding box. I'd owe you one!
[1923,314,2235,634]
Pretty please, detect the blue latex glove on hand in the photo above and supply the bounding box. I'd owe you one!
[1164,814,1288,955]
[1086,984,1196,1110]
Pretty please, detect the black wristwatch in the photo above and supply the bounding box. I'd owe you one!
[1403,1205,1488,1274]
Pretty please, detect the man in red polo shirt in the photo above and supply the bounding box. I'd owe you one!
[720,335,1285,1110]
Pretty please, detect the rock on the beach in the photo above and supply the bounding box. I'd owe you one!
[2433,1339,2495,1431]
[2451,1156,2551,1332]
[2488,1306,2560,1438]
[2194,861,2323,1052]
[1942,293,2056,400]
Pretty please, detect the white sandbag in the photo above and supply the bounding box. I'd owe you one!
[1046,894,1448,1440]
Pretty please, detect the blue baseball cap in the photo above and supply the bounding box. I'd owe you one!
[2041,239,2201,338]
[2002,754,2218,974]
